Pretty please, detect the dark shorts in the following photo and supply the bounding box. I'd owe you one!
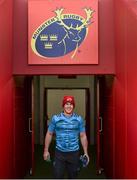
[53,149,79,179]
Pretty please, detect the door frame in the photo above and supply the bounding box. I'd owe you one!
[31,74,115,178]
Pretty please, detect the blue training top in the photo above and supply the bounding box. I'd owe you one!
[48,112,85,152]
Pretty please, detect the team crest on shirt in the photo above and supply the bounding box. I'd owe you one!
[31,8,94,59]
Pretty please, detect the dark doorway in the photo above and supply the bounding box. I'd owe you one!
[22,75,115,179]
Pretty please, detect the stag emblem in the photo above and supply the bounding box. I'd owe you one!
[31,8,94,58]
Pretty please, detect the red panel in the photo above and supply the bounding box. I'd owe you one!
[126,6,137,178]
[13,0,115,74]
[114,0,137,178]
[0,80,14,178]
[0,0,14,178]
[113,0,127,178]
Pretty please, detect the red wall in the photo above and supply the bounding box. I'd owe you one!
[0,0,14,178]
[126,2,137,178]
[114,1,127,178]
[114,0,137,178]
[13,0,115,75]
[2,0,137,179]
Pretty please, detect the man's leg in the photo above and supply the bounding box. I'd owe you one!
[66,151,79,179]
[53,150,66,179]
[66,161,79,179]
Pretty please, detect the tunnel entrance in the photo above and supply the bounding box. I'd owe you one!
[13,74,115,179]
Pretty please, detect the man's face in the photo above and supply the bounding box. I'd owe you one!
[64,102,74,115]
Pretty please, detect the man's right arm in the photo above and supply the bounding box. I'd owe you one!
[43,131,53,160]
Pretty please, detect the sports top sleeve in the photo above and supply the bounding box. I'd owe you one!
[79,116,86,132]
[48,115,56,133]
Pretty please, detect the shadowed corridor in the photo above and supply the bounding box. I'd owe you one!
[25,144,106,179]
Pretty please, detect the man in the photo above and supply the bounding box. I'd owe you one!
[43,95,89,179]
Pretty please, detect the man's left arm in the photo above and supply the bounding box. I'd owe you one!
[80,132,90,164]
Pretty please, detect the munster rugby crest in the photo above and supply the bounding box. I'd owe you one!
[31,8,94,59]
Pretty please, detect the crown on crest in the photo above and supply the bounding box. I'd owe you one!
[40,34,48,41]
[44,42,53,49]
[49,34,58,41]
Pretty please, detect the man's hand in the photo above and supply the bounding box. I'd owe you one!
[83,153,90,165]
[80,132,89,165]
[43,150,50,161]
[43,131,53,161]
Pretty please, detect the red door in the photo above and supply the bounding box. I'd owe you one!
[13,76,32,178]
[31,78,35,175]
[85,88,90,143]
[24,77,33,176]
[25,77,34,176]
[96,77,103,174]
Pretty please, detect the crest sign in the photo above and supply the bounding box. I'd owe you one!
[28,0,98,64]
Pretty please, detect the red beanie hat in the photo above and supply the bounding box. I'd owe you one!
[62,96,75,107]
